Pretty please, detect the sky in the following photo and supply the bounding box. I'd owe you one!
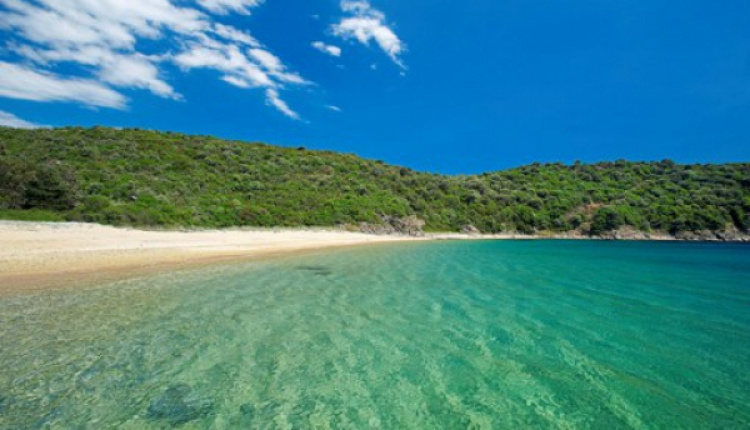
[0,0,749,174]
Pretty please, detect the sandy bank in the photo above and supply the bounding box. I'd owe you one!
[0,221,420,293]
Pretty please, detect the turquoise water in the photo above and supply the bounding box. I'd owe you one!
[1,241,749,429]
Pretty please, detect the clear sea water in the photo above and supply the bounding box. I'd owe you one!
[1,240,749,429]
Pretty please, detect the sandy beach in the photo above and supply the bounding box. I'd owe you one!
[0,221,421,293]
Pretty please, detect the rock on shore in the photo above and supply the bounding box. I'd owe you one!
[357,215,426,237]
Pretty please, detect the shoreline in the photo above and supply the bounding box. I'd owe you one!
[0,221,422,294]
[2,221,747,294]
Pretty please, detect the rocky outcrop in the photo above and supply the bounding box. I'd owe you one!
[596,226,750,242]
[347,218,750,242]
[461,224,480,235]
[674,229,750,242]
[597,226,653,240]
[716,230,750,242]
[357,215,426,236]
[673,230,720,241]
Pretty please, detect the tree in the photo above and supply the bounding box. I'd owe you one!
[23,162,79,210]
[590,207,625,235]
[0,158,32,209]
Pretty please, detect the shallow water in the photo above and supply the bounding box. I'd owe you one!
[1,240,749,429]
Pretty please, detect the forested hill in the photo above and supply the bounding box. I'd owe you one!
[1,126,749,237]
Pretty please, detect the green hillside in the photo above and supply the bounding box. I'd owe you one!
[1,126,748,236]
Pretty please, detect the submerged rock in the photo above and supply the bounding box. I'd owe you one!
[239,403,256,417]
[147,383,212,426]
[32,406,65,430]
[237,401,281,425]
[296,265,327,271]
[295,265,333,276]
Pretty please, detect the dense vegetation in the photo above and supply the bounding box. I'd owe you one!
[1,127,748,235]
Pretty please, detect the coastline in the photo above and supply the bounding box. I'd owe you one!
[2,221,747,294]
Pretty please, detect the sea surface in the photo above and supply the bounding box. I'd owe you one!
[1,240,749,429]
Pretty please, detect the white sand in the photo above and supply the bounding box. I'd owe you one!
[0,221,420,292]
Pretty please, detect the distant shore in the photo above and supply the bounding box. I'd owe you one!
[428,227,750,243]
[1,221,747,294]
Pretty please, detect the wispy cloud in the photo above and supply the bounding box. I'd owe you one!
[265,88,299,120]
[332,0,405,68]
[0,61,126,108]
[312,41,342,57]
[0,0,305,118]
[326,104,342,112]
[0,110,48,129]
[212,23,260,47]
[197,0,263,15]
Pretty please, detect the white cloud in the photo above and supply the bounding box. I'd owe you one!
[249,48,308,84]
[0,61,126,108]
[173,42,274,88]
[221,75,252,88]
[249,48,283,71]
[332,0,405,68]
[0,110,47,129]
[12,44,179,99]
[197,0,263,15]
[0,0,206,49]
[0,0,305,118]
[212,23,259,47]
[312,41,342,57]
[326,104,342,112]
[265,88,299,120]
[98,54,178,99]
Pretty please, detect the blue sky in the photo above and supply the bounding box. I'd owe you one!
[1,0,749,174]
